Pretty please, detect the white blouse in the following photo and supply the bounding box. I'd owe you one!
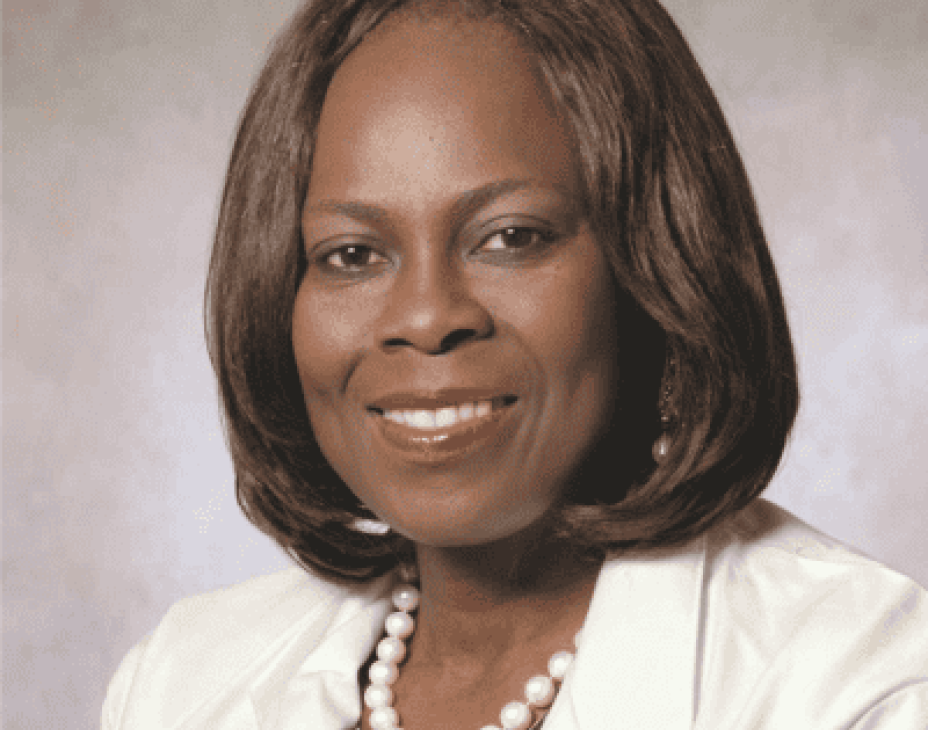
[102,499,928,729]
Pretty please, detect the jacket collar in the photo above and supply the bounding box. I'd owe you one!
[243,536,707,730]
[249,572,395,730]
[560,535,707,729]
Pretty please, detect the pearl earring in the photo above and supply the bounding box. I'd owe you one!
[652,357,676,463]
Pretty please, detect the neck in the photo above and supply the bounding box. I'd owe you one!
[405,520,602,669]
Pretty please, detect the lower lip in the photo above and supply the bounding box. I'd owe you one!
[370,403,518,465]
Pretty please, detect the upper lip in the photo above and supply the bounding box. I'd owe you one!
[368,388,518,412]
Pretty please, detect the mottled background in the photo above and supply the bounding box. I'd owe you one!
[3,0,926,728]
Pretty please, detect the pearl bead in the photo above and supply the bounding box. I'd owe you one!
[362,579,579,730]
[652,432,672,462]
[500,701,532,730]
[385,611,415,639]
[391,585,420,612]
[364,683,394,709]
[368,660,399,685]
[524,674,555,708]
[377,636,406,663]
[369,706,400,729]
[548,650,574,680]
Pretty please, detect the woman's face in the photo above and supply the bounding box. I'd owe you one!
[293,14,620,547]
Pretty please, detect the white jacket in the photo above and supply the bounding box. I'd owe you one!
[102,499,928,729]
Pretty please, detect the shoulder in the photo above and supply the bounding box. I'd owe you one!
[707,497,927,614]
[698,498,928,727]
[139,566,356,675]
[102,566,378,730]
[150,565,348,648]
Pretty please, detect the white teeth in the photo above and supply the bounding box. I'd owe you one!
[408,410,436,429]
[435,407,457,428]
[381,399,500,430]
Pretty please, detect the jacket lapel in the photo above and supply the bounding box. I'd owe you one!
[552,536,707,730]
[247,573,394,730]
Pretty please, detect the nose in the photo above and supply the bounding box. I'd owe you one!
[377,253,494,355]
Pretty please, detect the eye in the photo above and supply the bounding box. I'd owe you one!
[479,226,555,252]
[322,245,388,271]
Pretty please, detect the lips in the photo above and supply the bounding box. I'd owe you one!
[369,388,517,412]
[367,388,519,464]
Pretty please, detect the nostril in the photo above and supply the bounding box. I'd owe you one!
[438,328,479,353]
[379,298,494,355]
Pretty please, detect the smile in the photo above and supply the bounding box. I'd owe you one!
[378,397,512,431]
[367,393,519,464]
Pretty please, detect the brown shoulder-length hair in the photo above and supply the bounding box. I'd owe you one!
[206,0,799,582]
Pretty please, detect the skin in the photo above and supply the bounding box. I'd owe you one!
[293,12,622,729]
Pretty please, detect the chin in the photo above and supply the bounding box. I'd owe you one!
[385,504,555,550]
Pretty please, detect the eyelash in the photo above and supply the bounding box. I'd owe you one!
[321,245,388,272]
[318,225,557,273]
[480,226,557,252]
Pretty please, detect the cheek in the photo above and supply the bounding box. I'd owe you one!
[291,283,370,492]
[497,251,621,483]
[496,257,619,391]
[291,281,367,399]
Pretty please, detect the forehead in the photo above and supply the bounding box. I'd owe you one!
[307,13,581,204]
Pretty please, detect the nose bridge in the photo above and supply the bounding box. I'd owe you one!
[379,237,491,353]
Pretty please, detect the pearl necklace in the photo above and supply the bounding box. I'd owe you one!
[360,583,580,730]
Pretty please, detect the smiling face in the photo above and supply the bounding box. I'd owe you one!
[293,13,621,547]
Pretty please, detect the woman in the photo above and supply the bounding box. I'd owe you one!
[102,1,928,728]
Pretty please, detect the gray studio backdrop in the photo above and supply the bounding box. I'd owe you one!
[4,1,926,728]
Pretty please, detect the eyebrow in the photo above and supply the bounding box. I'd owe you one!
[302,178,578,229]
